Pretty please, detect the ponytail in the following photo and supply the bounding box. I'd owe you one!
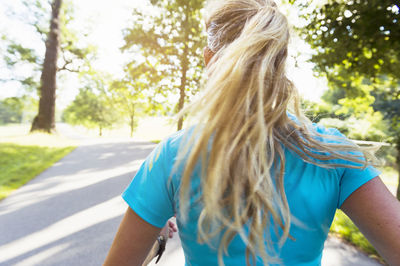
[175,1,369,265]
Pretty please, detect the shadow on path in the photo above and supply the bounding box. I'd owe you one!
[0,138,156,266]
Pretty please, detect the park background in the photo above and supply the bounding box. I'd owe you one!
[0,0,399,264]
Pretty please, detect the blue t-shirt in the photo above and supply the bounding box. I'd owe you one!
[122,124,380,265]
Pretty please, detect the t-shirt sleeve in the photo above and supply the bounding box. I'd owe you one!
[312,124,382,208]
[337,165,381,208]
[122,140,175,228]
[318,127,382,208]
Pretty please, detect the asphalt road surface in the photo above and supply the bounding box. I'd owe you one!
[0,137,382,266]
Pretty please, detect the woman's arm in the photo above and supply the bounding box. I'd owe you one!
[103,207,161,266]
[341,177,400,265]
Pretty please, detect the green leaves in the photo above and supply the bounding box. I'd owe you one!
[63,87,120,135]
[121,0,206,129]
[302,0,400,79]
[57,0,95,73]
[4,42,41,66]
[0,96,37,124]
[0,97,24,124]
[301,1,400,198]
[1,0,95,92]
[300,0,400,137]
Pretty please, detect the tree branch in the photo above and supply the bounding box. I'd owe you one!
[58,66,79,73]
[57,51,79,73]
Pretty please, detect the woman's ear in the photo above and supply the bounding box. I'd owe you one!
[203,46,214,67]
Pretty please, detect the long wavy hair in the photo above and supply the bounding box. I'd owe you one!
[175,0,370,265]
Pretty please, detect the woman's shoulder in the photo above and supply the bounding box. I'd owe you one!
[287,112,348,143]
[157,127,195,154]
[311,122,345,138]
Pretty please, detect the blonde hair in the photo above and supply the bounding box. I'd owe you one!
[176,0,369,265]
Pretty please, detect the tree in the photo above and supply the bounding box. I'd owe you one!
[303,0,399,79]
[0,97,24,124]
[110,60,169,137]
[63,88,119,136]
[1,0,94,133]
[110,68,148,137]
[300,0,400,199]
[0,96,38,124]
[30,0,63,133]
[110,80,141,137]
[121,0,206,131]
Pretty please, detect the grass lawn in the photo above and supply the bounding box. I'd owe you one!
[0,143,75,200]
[0,119,171,201]
[330,166,398,263]
[0,124,77,200]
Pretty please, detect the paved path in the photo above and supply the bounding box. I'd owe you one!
[0,137,381,266]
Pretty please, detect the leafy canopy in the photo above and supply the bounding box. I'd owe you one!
[63,87,119,133]
[303,0,400,79]
[299,0,400,139]
[121,0,206,124]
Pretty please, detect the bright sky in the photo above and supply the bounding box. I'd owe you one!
[0,0,327,109]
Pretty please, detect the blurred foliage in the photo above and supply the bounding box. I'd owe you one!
[0,96,38,124]
[62,87,120,136]
[57,1,97,73]
[109,65,152,137]
[302,0,399,79]
[0,97,24,124]
[375,146,398,168]
[297,0,400,198]
[302,99,347,123]
[372,76,400,141]
[1,0,95,93]
[122,0,206,130]
[302,98,388,142]
[319,115,388,142]
[298,0,399,139]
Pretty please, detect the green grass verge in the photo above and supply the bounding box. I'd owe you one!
[0,143,75,200]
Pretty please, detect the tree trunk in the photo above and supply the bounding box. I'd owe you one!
[177,60,187,131]
[99,126,102,137]
[130,107,135,138]
[177,12,190,131]
[396,139,400,200]
[30,0,62,133]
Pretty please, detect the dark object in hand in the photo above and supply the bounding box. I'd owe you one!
[155,235,167,263]
[142,234,168,265]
